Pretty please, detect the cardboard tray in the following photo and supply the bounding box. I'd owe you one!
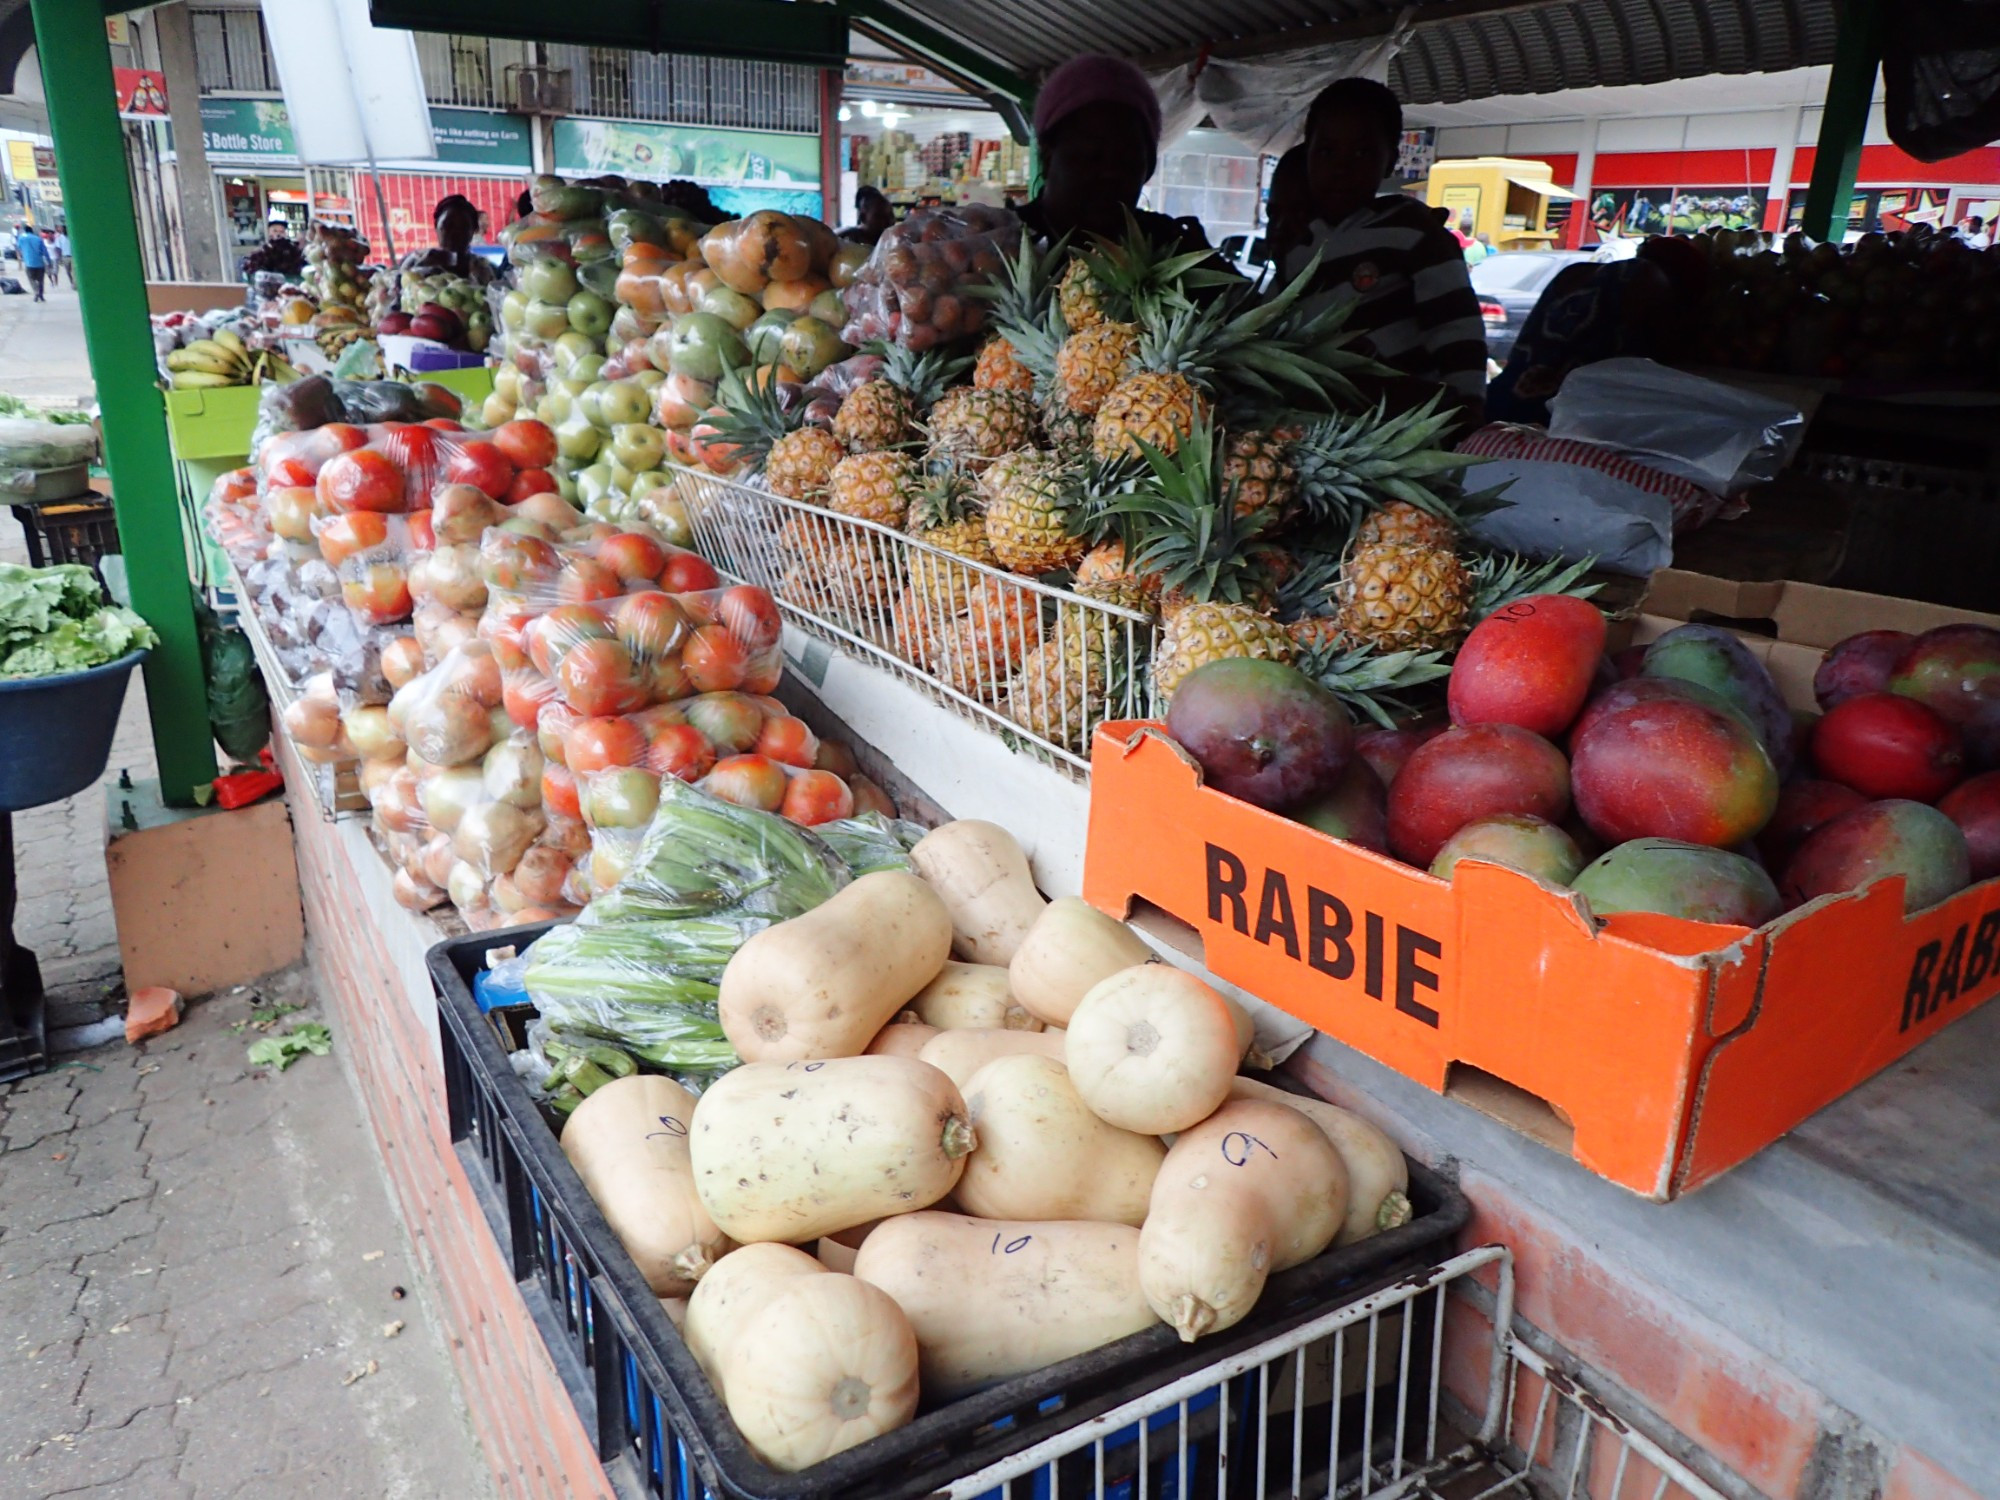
[1084,577,2000,1202]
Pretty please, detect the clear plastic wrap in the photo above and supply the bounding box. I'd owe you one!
[838,205,1017,351]
[813,812,926,876]
[0,417,98,470]
[514,583,781,718]
[386,640,509,767]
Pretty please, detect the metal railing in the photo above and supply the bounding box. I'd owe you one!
[674,473,1160,781]
[945,1245,1736,1500]
[189,6,280,94]
[410,31,532,110]
[543,44,820,132]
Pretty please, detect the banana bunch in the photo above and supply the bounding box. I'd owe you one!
[164,329,298,389]
[316,324,369,359]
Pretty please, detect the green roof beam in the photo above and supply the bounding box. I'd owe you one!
[840,0,1035,141]
[1801,0,1883,243]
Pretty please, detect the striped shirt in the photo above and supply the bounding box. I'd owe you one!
[1282,195,1488,402]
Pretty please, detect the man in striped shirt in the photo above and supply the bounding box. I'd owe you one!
[1283,78,1487,427]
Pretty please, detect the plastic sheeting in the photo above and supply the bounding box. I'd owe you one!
[1148,24,1411,159]
[1882,0,2000,163]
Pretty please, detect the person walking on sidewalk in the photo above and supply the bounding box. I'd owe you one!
[12,223,48,301]
[49,227,69,287]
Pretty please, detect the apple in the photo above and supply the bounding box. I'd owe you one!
[610,423,666,472]
[500,290,529,330]
[576,382,609,429]
[573,463,614,509]
[535,389,573,427]
[494,364,522,403]
[479,393,515,428]
[520,259,579,304]
[630,368,665,392]
[523,299,571,341]
[598,378,651,426]
[567,291,614,340]
[554,414,602,462]
[379,310,413,335]
[564,352,606,387]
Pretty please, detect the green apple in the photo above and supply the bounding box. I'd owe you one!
[555,413,602,462]
[500,289,529,331]
[494,364,522,402]
[644,492,693,548]
[630,368,665,392]
[598,378,651,426]
[480,392,514,427]
[585,766,661,830]
[746,308,797,364]
[567,290,614,341]
[535,389,573,426]
[810,288,848,326]
[605,457,638,495]
[553,332,598,372]
[524,299,570,341]
[574,463,614,509]
[611,423,665,472]
[669,312,748,384]
[520,258,579,303]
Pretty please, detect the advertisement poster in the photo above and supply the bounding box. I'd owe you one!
[1396,128,1437,184]
[114,68,169,119]
[200,97,296,159]
[554,117,819,188]
[1589,186,1766,237]
[423,108,532,171]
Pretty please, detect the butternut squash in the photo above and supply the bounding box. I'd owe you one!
[853,1211,1158,1400]
[909,962,1041,1031]
[1064,966,1241,1135]
[1228,1076,1411,1245]
[815,1219,880,1274]
[560,1075,728,1296]
[865,1018,939,1059]
[1008,898,1154,1026]
[719,870,953,1062]
[1139,1099,1348,1341]
[956,1054,1164,1226]
[690,1056,974,1243]
[917,1027,1067,1092]
[909,820,1047,965]
[686,1243,920,1471]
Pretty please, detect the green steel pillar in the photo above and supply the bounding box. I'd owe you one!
[29,0,217,805]
[1801,0,1884,242]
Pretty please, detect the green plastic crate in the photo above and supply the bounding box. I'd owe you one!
[164,385,264,463]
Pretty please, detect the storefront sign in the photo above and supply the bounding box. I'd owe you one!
[201,97,296,159]
[845,59,959,94]
[553,118,820,188]
[33,146,54,176]
[1591,186,1767,237]
[105,16,132,45]
[425,108,532,170]
[114,68,169,118]
[7,141,37,180]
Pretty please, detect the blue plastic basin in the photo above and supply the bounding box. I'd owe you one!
[0,649,147,811]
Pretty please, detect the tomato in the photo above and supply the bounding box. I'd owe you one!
[848,773,897,818]
[646,723,716,783]
[702,754,787,812]
[539,701,579,764]
[341,562,413,625]
[312,423,370,456]
[265,453,318,489]
[405,509,436,553]
[813,737,860,778]
[267,485,319,544]
[556,555,623,605]
[502,670,558,730]
[658,549,721,593]
[556,637,648,717]
[445,644,505,706]
[614,591,690,661]
[377,424,443,508]
[444,440,517,500]
[213,468,257,505]
[492,419,559,471]
[755,714,819,768]
[740,648,784,695]
[781,769,854,826]
[504,467,557,504]
[316,448,406,514]
[317,511,390,566]
[479,532,562,593]
[540,762,583,821]
[530,603,615,677]
[682,624,748,693]
[380,637,426,691]
[717,585,782,650]
[597,531,668,584]
[564,715,649,774]
[684,693,765,753]
[649,654,694,702]
[424,417,465,431]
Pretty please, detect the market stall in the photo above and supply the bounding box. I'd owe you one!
[23,0,2000,1496]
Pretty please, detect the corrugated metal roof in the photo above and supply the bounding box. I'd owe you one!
[878,0,1837,103]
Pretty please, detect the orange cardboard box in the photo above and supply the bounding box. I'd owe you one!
[1084,578,2000,1201]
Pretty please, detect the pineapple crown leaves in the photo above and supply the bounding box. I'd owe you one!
[1466,550,1602,620]
[1291,397,1496,538]
[1108,418,1283,607]
[907,462,984,531]
[708,356,802,469]
[1274,545,1345,620]
[1293,640,1454,729]
[969,231,1065,387]
[1079,212,1236,324]
[882,343,975,410]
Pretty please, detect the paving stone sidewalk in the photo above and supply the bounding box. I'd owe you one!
[0,974,494,1499]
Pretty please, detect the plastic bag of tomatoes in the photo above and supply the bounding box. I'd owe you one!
[473,520,719,615]
[517,583,783,719]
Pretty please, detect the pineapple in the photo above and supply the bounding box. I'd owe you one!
[906,468,994,564]
[1222,430,1300,522]
[1004,620,1112,753]
[1335,542,1473,652]
[766,426,844,503]
[974,336,1037,394]
[1110,417,1294,703]
[1055,321,1138,417]
[1057,257,1105,331]
[1292,399,1487,540]
[1357,499,1460,549]
[1073,539,1162,616]
[902,471,995,650]
[828,450,918,527]
[982,450,1086,576]
[1093,371,1210,465]
[1041,403,1095,465]
[934,578,1042,700]
[1291,638,1454,729]
[833,344,970,452]
[927,388,1037,471]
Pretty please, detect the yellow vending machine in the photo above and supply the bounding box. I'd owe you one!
[1424,157,1577,250]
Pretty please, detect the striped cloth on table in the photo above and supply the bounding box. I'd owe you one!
[1282,195,1488,402]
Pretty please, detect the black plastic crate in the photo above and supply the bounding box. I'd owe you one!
[11,497,120,580]
[430,924,1470,1500]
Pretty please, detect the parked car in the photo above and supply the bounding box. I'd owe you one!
[1470,250,1593,366]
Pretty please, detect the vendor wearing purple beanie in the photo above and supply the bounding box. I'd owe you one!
[1019,55,1210,255]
